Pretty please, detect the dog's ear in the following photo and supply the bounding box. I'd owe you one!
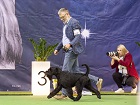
[55,67,61,74]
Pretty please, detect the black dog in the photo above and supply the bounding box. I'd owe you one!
[45,64,101,101]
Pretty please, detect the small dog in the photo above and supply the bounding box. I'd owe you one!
[45,64,101,101]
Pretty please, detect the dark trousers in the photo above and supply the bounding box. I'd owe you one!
[112,72,138,89]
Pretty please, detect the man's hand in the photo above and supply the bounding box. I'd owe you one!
[54,50,59,55]
[64,44,71,50]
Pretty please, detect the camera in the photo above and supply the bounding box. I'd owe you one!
[106,51,118,56]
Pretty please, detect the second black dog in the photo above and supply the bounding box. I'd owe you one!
[45,64,101,101]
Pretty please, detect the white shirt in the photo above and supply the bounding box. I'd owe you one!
[62,17,71,46]
[118,57,128,75]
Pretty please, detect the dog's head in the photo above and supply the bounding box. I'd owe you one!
[45,67,61,80]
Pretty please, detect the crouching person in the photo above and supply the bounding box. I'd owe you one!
[109,44,139,93]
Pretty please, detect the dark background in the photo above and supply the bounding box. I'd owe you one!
[0,0,139,91]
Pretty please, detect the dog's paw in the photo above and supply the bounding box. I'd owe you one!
[47,95,52,99]
[72,98,79,101]
[97,94,101,99]
[73,99,79,101]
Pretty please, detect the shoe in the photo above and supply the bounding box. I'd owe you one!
[73,90,77,96]
[53,94,67,100]
[52,79,58,89]
[82,91,92,96]
[96,78,103,91]
[72,87,77,96]
[131,85,137,94]
[115,88,124,93]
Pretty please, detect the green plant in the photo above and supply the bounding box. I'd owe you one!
[29,38,58,61]
[135,42,140,47]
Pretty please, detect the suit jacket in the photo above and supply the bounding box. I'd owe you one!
[55,17,84,54]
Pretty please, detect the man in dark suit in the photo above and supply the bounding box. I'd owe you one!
[54,8,103,99]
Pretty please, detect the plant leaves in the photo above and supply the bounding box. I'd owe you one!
[135,42,140,47]
[29,38,58,61]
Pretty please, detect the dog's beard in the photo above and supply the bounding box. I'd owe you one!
[46,75,52,80]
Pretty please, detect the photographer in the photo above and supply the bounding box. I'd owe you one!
[108,44,139,93]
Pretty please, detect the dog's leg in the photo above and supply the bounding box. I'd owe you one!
[66,88,76,101]
[47,86,62,99]
[85,82,101,99]
[74,89,82,101]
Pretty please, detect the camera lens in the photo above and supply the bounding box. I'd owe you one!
[106,51,118,56]
[106,52,109,56]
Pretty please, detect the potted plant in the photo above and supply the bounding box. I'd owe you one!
[135,42,140,47]
[29,38,58,96]
[29,38,58,61]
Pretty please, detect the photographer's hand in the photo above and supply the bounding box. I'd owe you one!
[111,56,120,62]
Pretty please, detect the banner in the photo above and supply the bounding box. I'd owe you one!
[0,0,139,91]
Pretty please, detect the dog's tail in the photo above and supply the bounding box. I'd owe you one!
[82,64,90,76]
